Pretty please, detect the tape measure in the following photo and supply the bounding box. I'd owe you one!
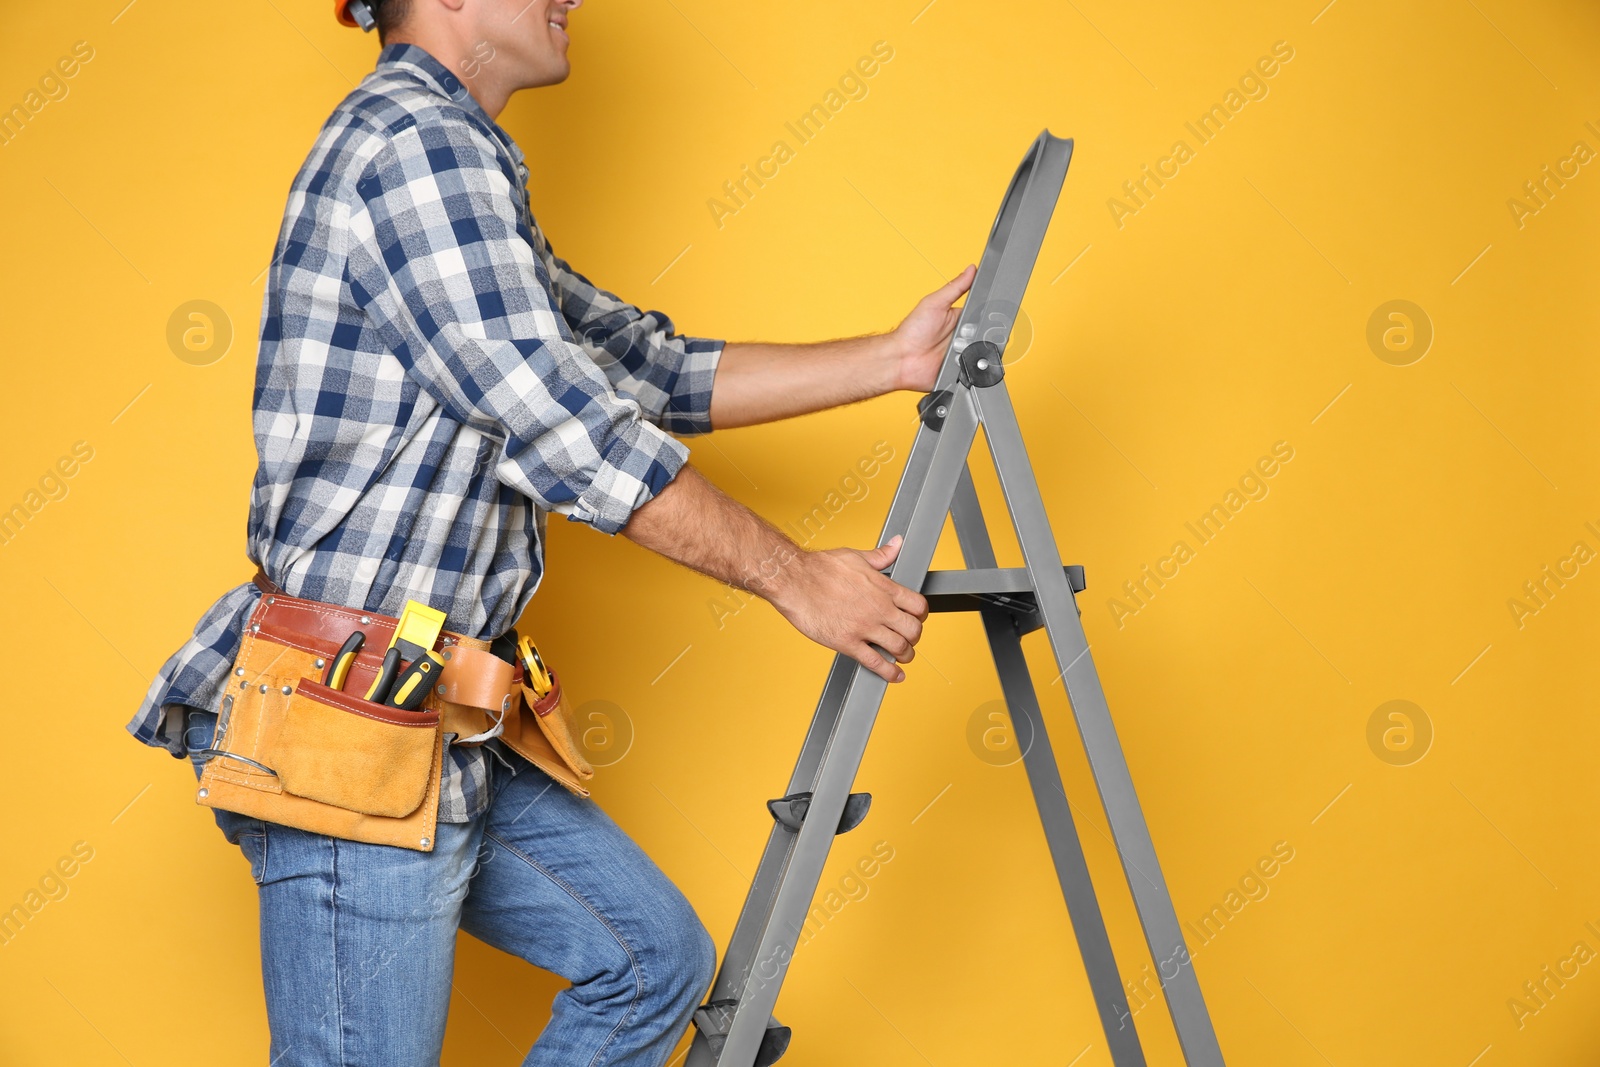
[518,635,553,698]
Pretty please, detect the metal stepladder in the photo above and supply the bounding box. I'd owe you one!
[688,131,1226,1067]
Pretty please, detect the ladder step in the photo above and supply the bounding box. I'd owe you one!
[767,791,871,834]
[693,1001,792,1066]
[921,565,1084,614]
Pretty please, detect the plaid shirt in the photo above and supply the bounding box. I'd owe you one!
[127,43,722,821]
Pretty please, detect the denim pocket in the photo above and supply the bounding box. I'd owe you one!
[208,805,271,884]
[234,828,269,884]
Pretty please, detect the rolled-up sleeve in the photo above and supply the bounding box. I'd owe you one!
[344,120,686,534]
[537,240,722,437]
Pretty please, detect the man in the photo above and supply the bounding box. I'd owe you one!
[128,0,974,1063]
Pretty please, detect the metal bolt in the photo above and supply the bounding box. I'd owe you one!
[281,686,293,696]
[251,624,260,633]
[936,405,948,418]
[419,837,431,848]
[259,684,269,694]
[441,649,452,661]
[976,358,990,371]
[222,696,233,712]
[314,658,326,670]
[266,596,275,605]
[360,615,372,625]
[240,680,249,690]
[436,685,447,698]
[198,788,209,799]
[235,668,245,677]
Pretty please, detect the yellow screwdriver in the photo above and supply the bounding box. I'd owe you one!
[387,650,446,710]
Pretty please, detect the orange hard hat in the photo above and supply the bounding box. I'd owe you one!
[333,0,377,30]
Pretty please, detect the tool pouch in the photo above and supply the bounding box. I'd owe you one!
[269,678,440,817]
[501,672,594,791]
[197,603,446,852]
[436,659,594,799]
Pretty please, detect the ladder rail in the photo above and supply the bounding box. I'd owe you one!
[875,130,1072,544]
[949,465,1148,1067]
[693,381,979,1034]
[692,351,970,1044]
[972,380,1225,1067]
[688,655,858,1065]
[713,389,983,1065]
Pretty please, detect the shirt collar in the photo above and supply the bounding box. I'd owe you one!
[375,42,525,167]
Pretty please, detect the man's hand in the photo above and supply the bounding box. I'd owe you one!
[623,468,928,683]
[765,535,928,683]
[887,265,977,393]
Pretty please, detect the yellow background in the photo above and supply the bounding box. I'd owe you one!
[2,1,1598,1064]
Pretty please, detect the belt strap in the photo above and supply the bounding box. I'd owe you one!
[249,567,519,725]
[438,645,517,711]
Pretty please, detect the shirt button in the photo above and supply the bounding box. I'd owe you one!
[441,74,461,94]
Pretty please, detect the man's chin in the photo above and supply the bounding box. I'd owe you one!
[528,58,572,89]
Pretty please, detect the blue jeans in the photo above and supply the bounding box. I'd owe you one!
[186,711,716,1067]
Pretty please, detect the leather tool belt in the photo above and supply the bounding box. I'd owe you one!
[195,571,594,852]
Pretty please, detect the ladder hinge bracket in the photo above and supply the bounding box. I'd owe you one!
[917,389,954,430]
[959,341,1004,387]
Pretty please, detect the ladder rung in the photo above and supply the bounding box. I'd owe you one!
[921,565,1084,614]
[693,1001,792,1066]
[767,791,871,834]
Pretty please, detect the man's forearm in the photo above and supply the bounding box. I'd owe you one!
[621,463,801,597]
[708,335,904,430]
[621,462,929,683]
[704,266,976,430]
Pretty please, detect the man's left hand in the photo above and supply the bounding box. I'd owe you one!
[887,264,977,392]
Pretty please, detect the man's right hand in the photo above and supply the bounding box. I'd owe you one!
[766,536,928,683]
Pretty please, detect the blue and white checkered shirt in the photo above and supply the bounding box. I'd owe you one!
[127,43,722,821]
